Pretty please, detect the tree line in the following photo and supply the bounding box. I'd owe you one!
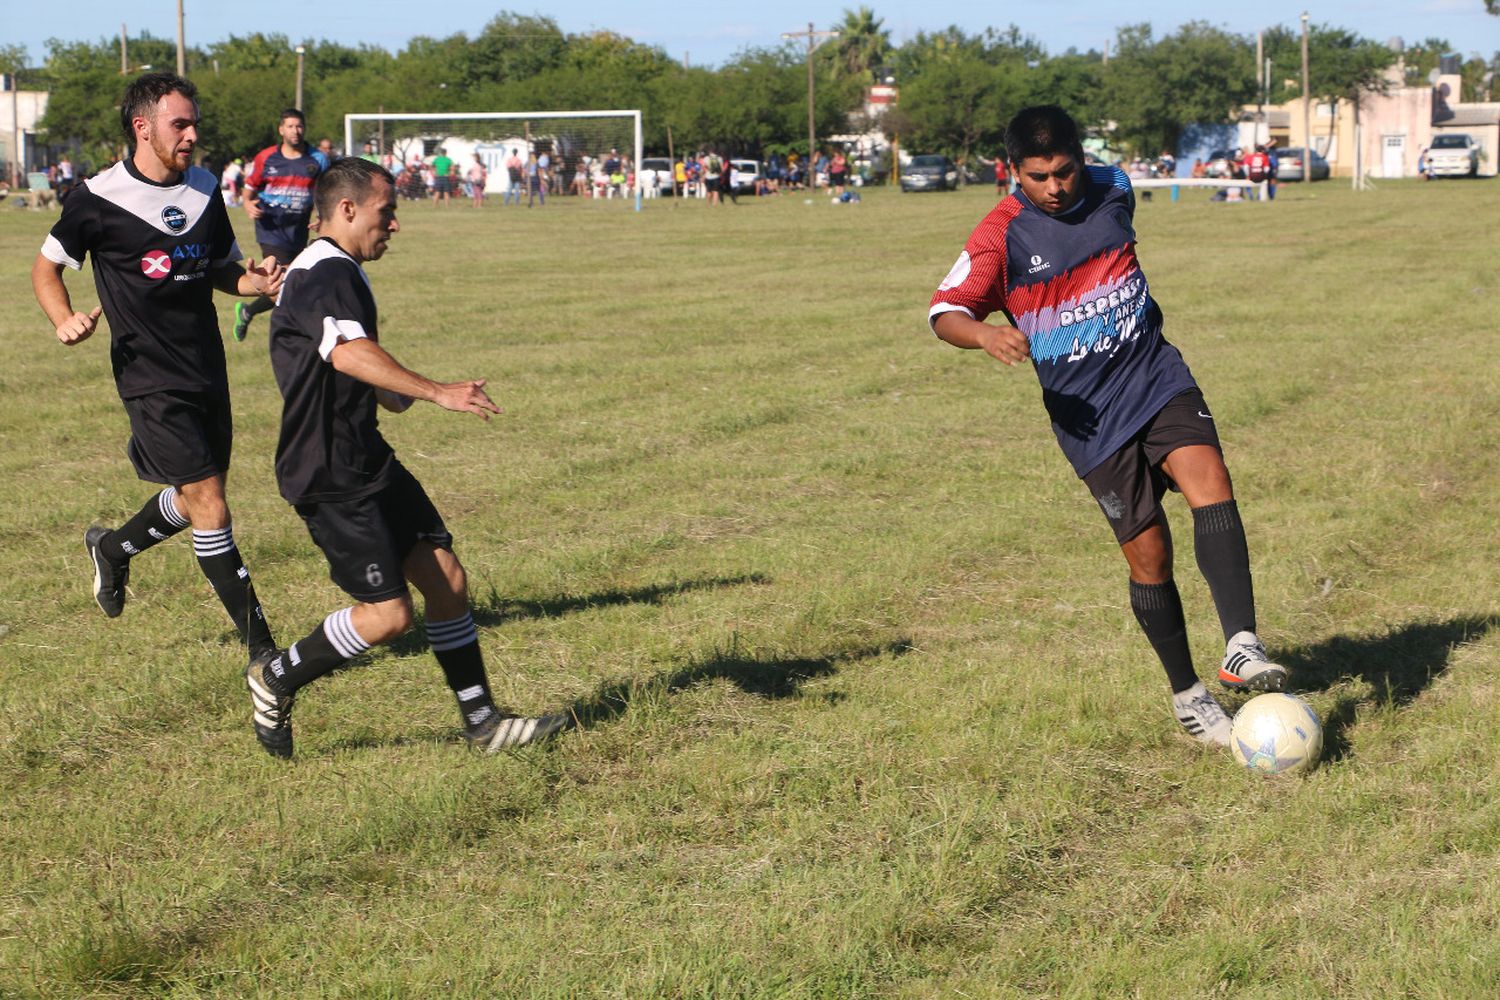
[6,8,1498,171]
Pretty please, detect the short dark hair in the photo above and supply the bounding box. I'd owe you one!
[314,156,394,218]
[1004,105,1085,167]
[120,71,197,147]
[280,108,306,123]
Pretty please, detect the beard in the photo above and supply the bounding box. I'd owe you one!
[147,129,192,175]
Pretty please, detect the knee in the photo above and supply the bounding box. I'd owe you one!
[176,478,230,529]
[360,596,414,644]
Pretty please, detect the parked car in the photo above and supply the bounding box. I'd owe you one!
[1205,149,1243,179]
[639,156,675,195]
[1272,146,1330,181]
[900,154,959,192]
[729,158,762,193]
[1426,133,1480,178]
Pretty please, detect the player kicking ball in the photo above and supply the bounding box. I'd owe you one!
[249,157,567,758]
[927,106,1286,747]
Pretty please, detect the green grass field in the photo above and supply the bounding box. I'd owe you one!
[2,175,1499,998]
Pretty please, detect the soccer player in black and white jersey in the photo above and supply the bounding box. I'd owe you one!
[247,157,567,758]
[31,72,282,671]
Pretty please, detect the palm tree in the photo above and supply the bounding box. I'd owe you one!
[832,6,891,82]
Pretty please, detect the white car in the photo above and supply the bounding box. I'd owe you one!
[1426,134,1479,178]
[639,157,676,195]
[729,159,762,193]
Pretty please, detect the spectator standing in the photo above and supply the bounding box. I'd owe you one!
[703,151,723,205]
[829,150,848,198]
[504,148,523,205]
[466,153,487,207]
[430,147,453,206]
[220,156,244,206]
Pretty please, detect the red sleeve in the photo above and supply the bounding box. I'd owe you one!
[927,199,1018,331]
[244,147,274,192]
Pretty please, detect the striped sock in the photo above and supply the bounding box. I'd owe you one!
[100,487,191,561]
[269,607,372,695]
[194,526,275,658]
[426,611,497,729]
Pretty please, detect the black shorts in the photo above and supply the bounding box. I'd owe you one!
[1081,388,1222,544]
[259,242,303,269]
[123,388,232,486]
[294,463,453,603]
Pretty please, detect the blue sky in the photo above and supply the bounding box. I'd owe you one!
[10,0,1498,68]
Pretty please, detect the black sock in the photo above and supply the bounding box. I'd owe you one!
[242,294,273,319]
[267,607,371,695]
[193,527,275,658]
[427,612,497,730]
[1192,500,1256,642]
[1130,579,1199,694]
[100,488,190,561]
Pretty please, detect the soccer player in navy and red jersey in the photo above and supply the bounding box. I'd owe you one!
[31,71,282,670]
[927,106,1287,747]
[234,108,328,341]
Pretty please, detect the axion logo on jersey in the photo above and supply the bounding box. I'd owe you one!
[140,250,172,279]
[161,205,188,232]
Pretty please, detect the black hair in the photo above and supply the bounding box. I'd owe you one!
[314,156,394,218]
[281,108,306,123]
[120,71,198,148]
[1004,105,1085,167]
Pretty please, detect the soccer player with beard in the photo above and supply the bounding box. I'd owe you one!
[245,157,567,758]
[927,106,1287,747]
[31,72,283,670]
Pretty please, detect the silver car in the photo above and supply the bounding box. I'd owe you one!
[1426,134,1479,178]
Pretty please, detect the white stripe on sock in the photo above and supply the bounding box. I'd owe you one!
[324,607,371,659]
[192,527,236,558]
[426,612,478,652]
[159,487,190,528]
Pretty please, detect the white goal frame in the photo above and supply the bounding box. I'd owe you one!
[344,110,645,211]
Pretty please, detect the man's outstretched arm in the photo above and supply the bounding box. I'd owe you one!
[329,338,501,420]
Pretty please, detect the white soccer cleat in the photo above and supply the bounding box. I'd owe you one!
[1218,631,1289,692]
[1173,682,1232,747]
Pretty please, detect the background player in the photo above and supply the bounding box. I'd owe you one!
[248,157,567,758]
[31,71,282,669]
[926,105,1286,747]
[234,108,326,341]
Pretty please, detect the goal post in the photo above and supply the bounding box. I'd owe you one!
[344,110,645,211]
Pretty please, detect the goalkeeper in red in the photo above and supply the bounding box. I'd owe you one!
[927,106,1286,747]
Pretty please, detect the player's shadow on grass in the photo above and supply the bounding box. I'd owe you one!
[563,639,912,731]
[1276,615,1497,763]
[385,574,772,657]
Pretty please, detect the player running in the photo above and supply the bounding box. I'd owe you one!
[233,107,327,342]
[247,157,567,758]
[31,71,281,668]
[926,106,1286,747]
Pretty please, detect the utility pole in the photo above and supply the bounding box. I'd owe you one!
[295,45,306,110]
[176,0,185,76]
[1300,11,1311,183]
[781,22,839,182]
[1255,31,1264,145]
[120,23,128,75]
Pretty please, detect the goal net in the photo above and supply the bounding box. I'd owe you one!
[343,111,645,209]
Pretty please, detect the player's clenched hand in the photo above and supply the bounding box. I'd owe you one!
[55,306,103,345]
[244,198,264,221]
[432,379,502,420]
[247,256,284,297]
[976,324,1029,366]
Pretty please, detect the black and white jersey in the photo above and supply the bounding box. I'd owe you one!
[269,238,396,505]
[40,160,241,398]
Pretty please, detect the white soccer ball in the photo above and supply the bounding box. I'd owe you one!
[1230,693,1323,775]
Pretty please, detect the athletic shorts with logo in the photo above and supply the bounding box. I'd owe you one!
[1082,388,1222,544]
[294,462,453,603]
[123,388,232,485]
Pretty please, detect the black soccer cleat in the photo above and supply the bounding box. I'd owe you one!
[246,649,294,759]
[464,710,570,752]
[84,525,130,618]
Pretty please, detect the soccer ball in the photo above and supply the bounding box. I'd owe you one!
[1230,693,1323,775]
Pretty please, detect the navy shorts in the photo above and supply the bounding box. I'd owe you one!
[123,388,232,486]
[294,462,453,603]
[1081,388,1222,544]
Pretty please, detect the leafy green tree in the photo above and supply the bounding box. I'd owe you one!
[828,7,891,81]
[1106,22,1255,156]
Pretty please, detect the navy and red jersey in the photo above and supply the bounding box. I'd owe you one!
[40,159,241,398]
[928,164,1198,478]
[244,145,323,249]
